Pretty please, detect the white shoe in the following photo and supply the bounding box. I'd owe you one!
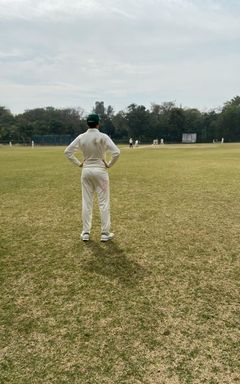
[101,232,114,242]
[81,232,90,241]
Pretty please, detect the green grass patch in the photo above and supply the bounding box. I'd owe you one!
[0,144,240,383]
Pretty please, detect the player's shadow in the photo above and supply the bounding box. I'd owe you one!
[81,241,147,288]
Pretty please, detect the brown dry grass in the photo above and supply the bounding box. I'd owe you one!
[0,144,239,383]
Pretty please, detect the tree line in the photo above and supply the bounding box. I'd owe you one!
[1,96,240,144]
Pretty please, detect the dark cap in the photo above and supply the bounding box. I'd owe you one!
[87,113,100,125]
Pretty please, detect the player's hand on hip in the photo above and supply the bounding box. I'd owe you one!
[102,159,109,168]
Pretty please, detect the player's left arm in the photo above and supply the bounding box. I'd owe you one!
[104,136,120,168]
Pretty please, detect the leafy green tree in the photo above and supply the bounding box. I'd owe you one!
[218,105,240,141]
[126,104,152,141]
[0,106,16,142]
[222,95,240,110]
[168,108,186,141]
[112,111,128,141]
[102,119,115,137]
[201,111,218,142]
[93,101,105,118]
[150,101,178,142]
[15,107,85,142]
[183,109,202,132]
[2,96,240,144]
[106,105,114,118]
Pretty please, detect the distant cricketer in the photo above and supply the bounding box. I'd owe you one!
[64,113,120,242]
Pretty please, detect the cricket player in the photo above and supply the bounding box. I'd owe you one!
[64,113,120,242]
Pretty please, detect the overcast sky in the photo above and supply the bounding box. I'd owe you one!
[0,0,240,115]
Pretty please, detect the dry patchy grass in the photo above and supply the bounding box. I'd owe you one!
[0,144,240,384]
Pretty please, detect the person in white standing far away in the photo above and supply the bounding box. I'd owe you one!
[64,113,120,242]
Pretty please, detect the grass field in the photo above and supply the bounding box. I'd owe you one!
[0,143,240,384]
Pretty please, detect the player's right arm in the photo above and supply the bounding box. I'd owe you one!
[64,135,83,167]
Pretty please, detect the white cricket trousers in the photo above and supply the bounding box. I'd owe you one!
[81,167,110,234]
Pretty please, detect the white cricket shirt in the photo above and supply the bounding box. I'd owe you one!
[64,128,120,168]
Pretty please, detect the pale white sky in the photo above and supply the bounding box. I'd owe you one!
[0,0,240,114]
